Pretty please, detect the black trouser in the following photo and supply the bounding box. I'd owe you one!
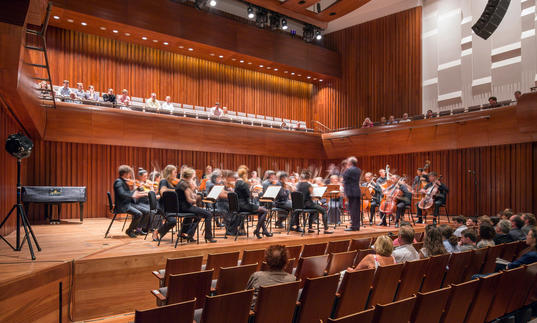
[158,215,177,238]
[252,207,268,233]
[181,205,213,239]
[369,201,379,222]
[416,201,442,219]
[126,203,149,233]
[347,196,361,229]
[305,203,329,230]
[395,202,407,224]
[275,200,292,225]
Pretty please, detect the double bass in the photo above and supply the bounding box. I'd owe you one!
[379,176,403,215]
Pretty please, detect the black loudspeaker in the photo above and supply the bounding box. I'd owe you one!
[472,0,511,40]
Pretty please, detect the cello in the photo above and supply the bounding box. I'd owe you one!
[379,176,403,215]
[361,176,377,211]
[418,175,443,210]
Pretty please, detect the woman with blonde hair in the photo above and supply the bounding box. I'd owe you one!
[348,235,395,270]
[235,166,271,239]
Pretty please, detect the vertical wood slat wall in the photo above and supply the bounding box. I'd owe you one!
[45,27,314,124]
[314,7,422,130]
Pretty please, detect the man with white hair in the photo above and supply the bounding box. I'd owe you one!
[342,156,362,231]
[145,93,161,111]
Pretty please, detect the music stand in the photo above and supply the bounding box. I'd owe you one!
[324,185,341,228]
[360,186,373,226]
[202,185,225,238]
[259,186,282,234]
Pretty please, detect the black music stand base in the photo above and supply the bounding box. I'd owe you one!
[0,159,41,260]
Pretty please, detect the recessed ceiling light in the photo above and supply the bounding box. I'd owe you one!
[267,67,271,69]
[113,30,118,33]
[163,42,168,45]
[209,0,217,6]
[307,76,311,79]
[153,39,158,43]
[219,55,224,58]
[284,71,288,73]
[291,72,295,75]
[313,78,317,80]
[259,65,264,68]
[210,53,215,56]
[142,36,147,40]
[274,68,278,71]
[319,79,323,82]
[81,22,87,26]
[67,19,74,23]
[53,16,60,20]
[298,74,302,76]
[179,45,184,49]
[125,33,130,36]
[188,48,194,51]
[248,62,252,65]
[232,58,236,61]
[239,60,244,63]
[100,26,106,30]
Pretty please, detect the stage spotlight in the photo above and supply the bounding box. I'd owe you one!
[303,24,314,43]
[269,14,280,31]
[281,18,288,30]
[247,5,255,19]
[5,133,33,160]
[315,30,322,40]
[255,9,268,28]
[209,0,216,6]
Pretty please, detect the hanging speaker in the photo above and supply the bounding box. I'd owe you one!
[471,0,511,40]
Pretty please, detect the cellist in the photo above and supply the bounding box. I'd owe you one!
[416,172,448,225]
[361,172,381,225]
[393,177,412,228]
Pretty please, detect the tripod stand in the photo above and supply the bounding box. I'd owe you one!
[0,159,41,260]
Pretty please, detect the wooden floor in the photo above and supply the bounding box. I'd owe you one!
[0,216,432,322]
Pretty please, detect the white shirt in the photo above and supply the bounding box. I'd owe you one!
[399,118,411,123]
[161,102,174,113]
[209,106,223,116]
[392,244,419,263]
[454,225,468,238]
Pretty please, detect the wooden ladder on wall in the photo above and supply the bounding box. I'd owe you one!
[24,2,56,109]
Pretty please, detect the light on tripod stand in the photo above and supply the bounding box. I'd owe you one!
[5,133,33,160]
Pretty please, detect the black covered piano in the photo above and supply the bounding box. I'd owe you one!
[22,186,87,223]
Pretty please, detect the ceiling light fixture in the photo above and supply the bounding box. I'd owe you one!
[81,22,87,26]
[307,76,311,79]
[179,45,184,48]
[274,68,278,71]
[315,30,322,40]
[319,79,323,82]
[163,42,168,45]
[210,53,215,56]
[113,29,118,33]
[188,48,194,51]
[67,19,74,23]
[291,72,295,75]
[153,39,158,43]
[100,26,106,30]
[142,36,147,40]
[259,65,264,68]
[247,5,255,19]
[281,18,288,30]
[219,55,224,58]
[53,16,60,20]
[240,60,244,63]
[125,32,130,36]
[209,0,217,6]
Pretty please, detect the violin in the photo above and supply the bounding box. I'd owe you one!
[171,178,180,186]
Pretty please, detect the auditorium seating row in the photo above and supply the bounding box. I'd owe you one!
[141,239,530,323]
[48,85,311,132]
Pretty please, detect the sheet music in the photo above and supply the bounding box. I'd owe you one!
[206,185,224,200]
[312,186,327,198]
[263,185,281,199]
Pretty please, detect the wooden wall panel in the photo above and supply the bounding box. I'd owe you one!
[314,7,422,130]
[46,27,314,125]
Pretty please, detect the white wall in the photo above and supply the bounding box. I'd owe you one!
[422,0,537,112]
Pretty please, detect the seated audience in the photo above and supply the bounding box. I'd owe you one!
[58,80,71,97]
[466,217,477,227]
[246,244,296,309]
[379,116,387,125]
[145,92,161,111]
[209,102,223,117]
[477,223,496,248]
[488,96,498,107]
[522,213,536,235]
[349,235,394,270]
[399,112,411,123]
[504,227,537,269]
[161,96,174,113]
[392,226,419,263]
[439,224,459,253]
[387,115,398,125]
[514,90,521,102]
[86,85,99,101]
[66,92,82,103]
[362,117,374,128]
[494,219,514,244]
[75,82,87,99]
[118,89,131,106]
[392,222,417,247]
[459,229,477,251]
[501,208,514,220]
[425,109,434,119]
[509,214,527,241]
[419,225,446,258]
[453,216,468,238]
[102,88,116,104]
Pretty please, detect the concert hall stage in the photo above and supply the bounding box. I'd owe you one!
[0,218,430,322]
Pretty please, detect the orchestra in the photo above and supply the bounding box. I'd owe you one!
[114,157,449,243]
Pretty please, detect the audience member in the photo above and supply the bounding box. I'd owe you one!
[209,102,223,117]
[362,117,374,128]
[509,214,527,241]
[246,245,296,309]
[505,227,537,269]
[466,217,477,227]
[477,215,493,226]
[161,96,174,113]
[522,213,536,235]
[392,226,419,263]
[425,109,434,119]
[350,235,394,270]
[490,216,500,226]
[102,88,116,104]
[488,96,498,107]
[502,208,514,220]
[439,224,459,253]
[118,89,131,106]
[453,216,468,238]
[86,85,99,101]
[419,225,446,258]
[494,219,514,244]
[387,115,398,125]
[514,90,521,102]
[66,92,82,103]
[75,82,87,99]
[379,116,387,125]
[58,80,71,96]
[399,112,411,123]
[145,93,161,111]
[477,224,496,248]
[459,229,477,251]
[392,222,417,247]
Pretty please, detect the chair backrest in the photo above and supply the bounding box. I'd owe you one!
[214,263,258,295]
[353,249,375,266]
[506,263,534,314]
[442,250,473,286]
[161,191,180,214]
[395,257,429,300]
[286,245,302,264]
[241,249,265,269]
[148,191,158,211]
[349,238,371,251]
[134,299,196,323]
[107,192,113,212]
[200,289,254,323]
[415,231,425,242]
[373,296,416,323]
[464,272,503,323]
[485,266,526,322]
[500,240,519,262]
[367,263,404,307]
[295,254,329,288]
[254,280,300,323]
[206,251,241,279]
[420,253,450,292]
[326,250,357,275]
[412,242,424,251]
[525,262,537,306]
[441,279,479,323]
[410,286,451,323]
[326,240,351,254]
[296,274,340,323]
[327,308,375,323]
[291,191,305,210]
[334,268,375,318]
[164,255,204,286]
[462,247,488,281]
[167,270,213,309]
[480,244,503,274]
[301,242,328,257]
[227,192,239,213]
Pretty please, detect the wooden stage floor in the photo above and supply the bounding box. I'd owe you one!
[0,217,429,322]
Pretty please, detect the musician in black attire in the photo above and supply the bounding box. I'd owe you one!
[296,170,334,234]
[361,172,381,225]
[343,157,362,231]
[274,171,292,229]
[235,166,272,239]
[152,165,179,241]
[261,171,276,195]
[376,169,388,187]
[113,165,149,238]
[393,176,412,228]
[376,169,390,226]
[416,172,448,225]
[176,168,216,243]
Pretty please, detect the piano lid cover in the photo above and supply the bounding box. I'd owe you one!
[22,186,87,203]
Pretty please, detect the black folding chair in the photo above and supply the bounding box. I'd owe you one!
[104,191,129,238]
[290,191,320,236]
[226,192,250,241]
[158,191,198,247]
[144,191,160,240]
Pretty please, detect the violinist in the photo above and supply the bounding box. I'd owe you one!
[153,165,179,241]
[393,176,412,228]
[361,172,381,225]
[113,165,149,238]
[134,168,153,234]
[205,169,227,228]
[274,171,292,229]
[297,170,334,234]
[416,172,448,225]
[262,170,277,195]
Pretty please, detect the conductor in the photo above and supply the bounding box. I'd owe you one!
[342,156,362,231]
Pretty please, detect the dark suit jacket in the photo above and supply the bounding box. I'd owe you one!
[113,178,133,213]
[343,166,361,198]
[102,93,116,103]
